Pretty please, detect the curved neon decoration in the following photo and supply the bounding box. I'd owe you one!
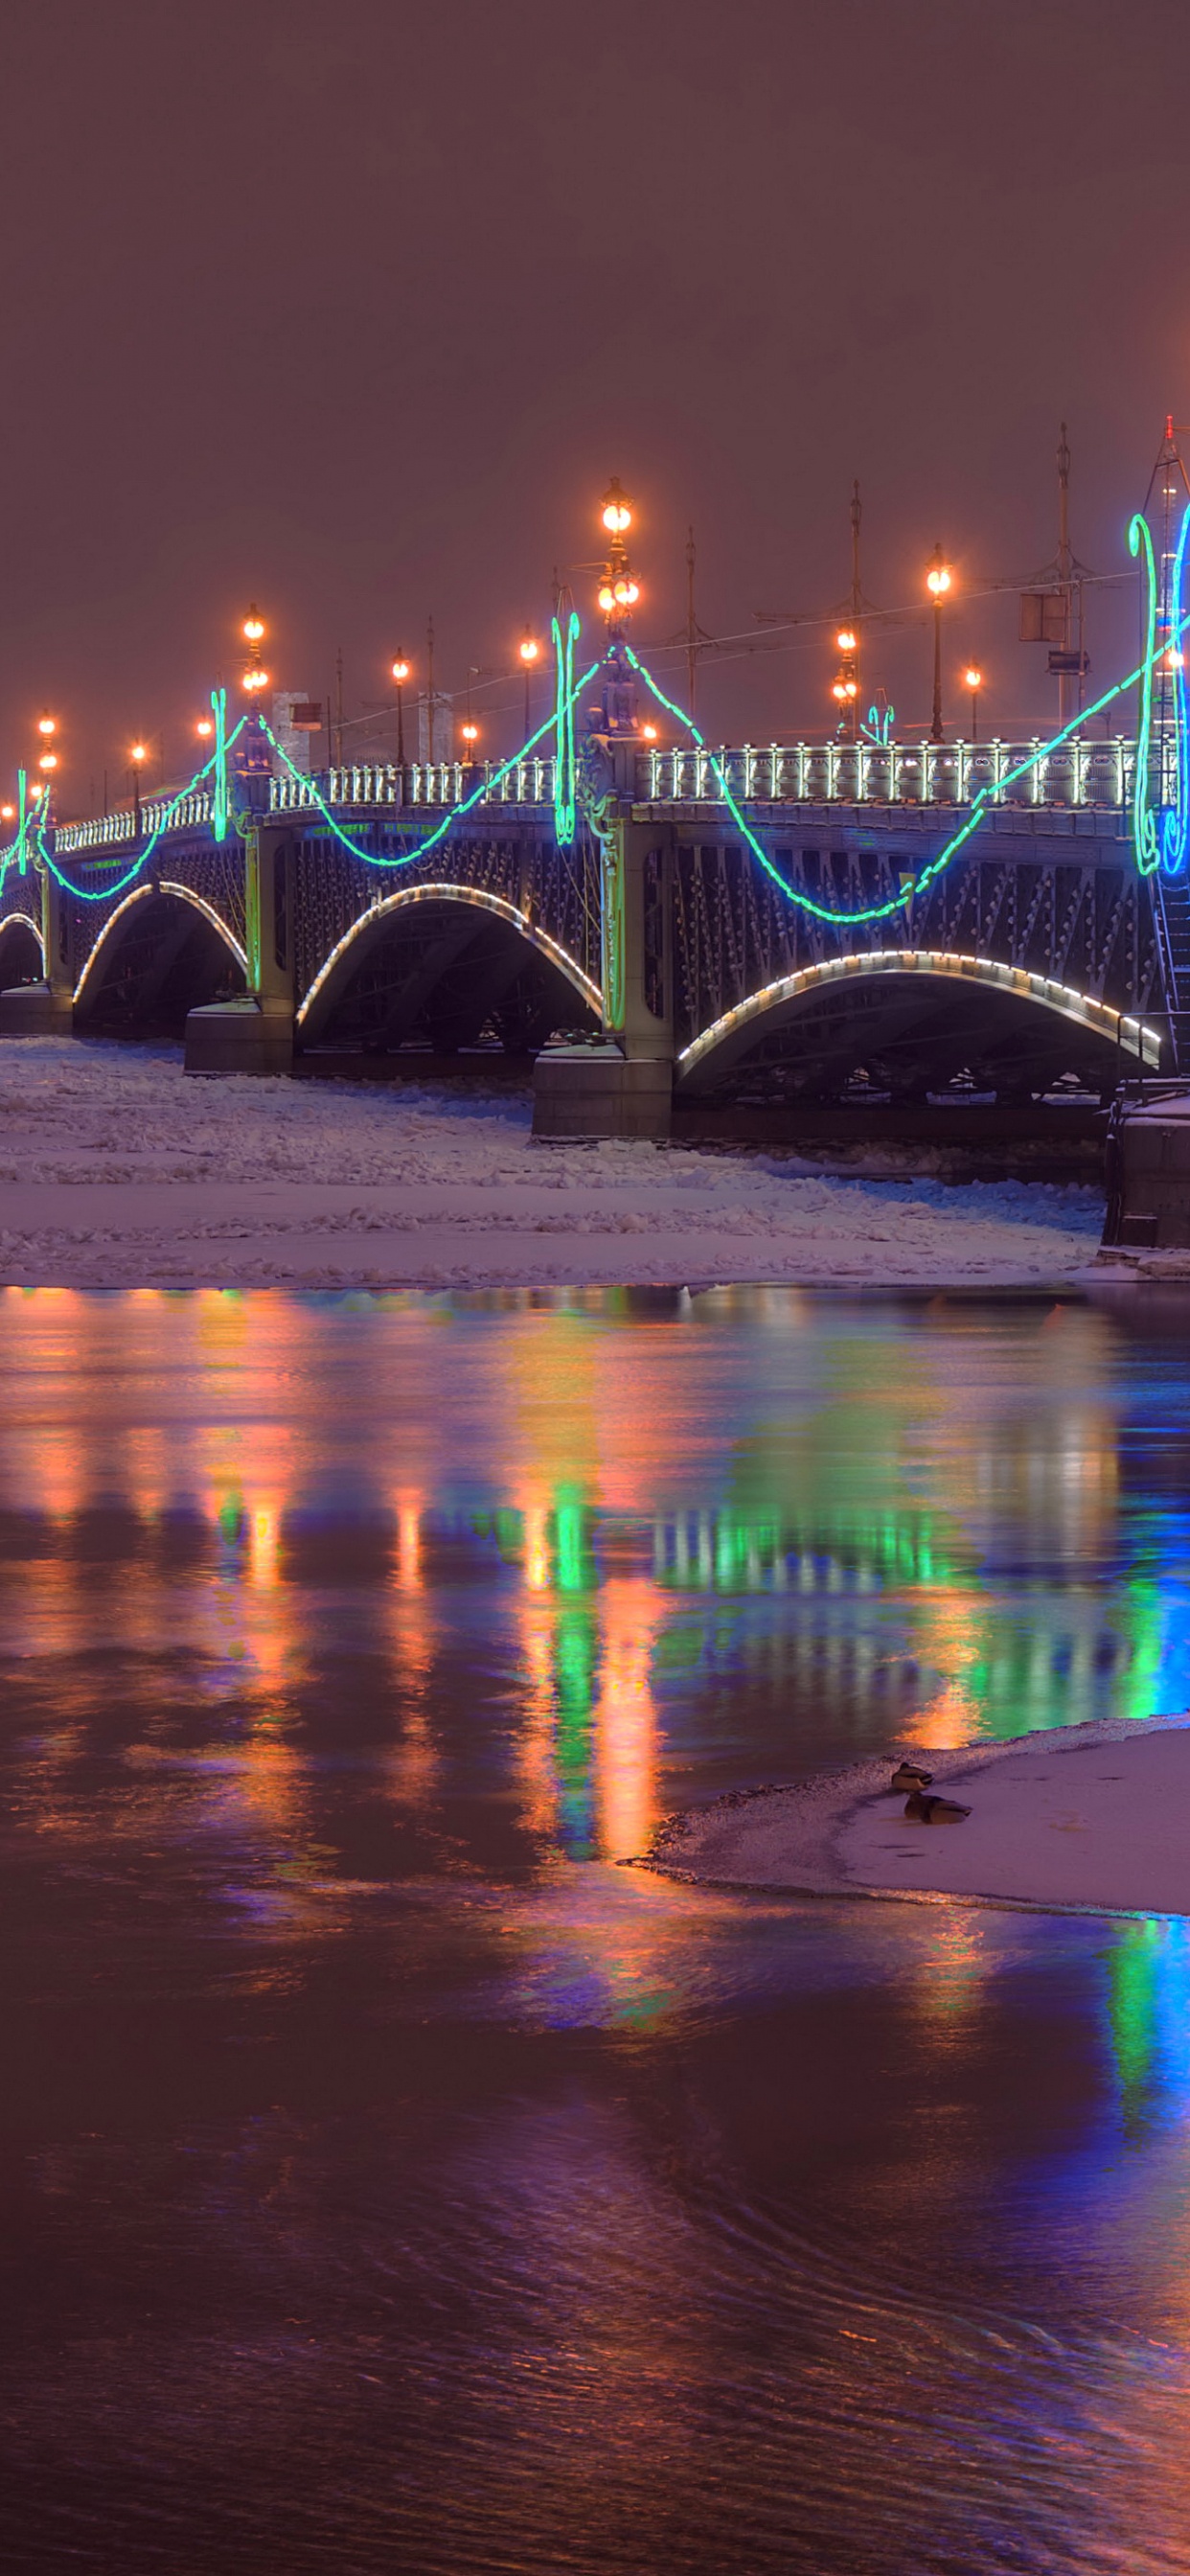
[677,950,1161,1080]
[295,879,600,1026]
[71,879,248,1008]
[1131,504,1190,878]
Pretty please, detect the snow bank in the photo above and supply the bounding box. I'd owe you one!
[644,1717,1190,1918]
[0,1038,1104,1292]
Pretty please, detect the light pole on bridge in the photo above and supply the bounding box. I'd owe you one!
[518,625,541,739]
[129,742,147,839]
[926,544,952,743]
[964,665,983,746]
[390,653,411,769]
[596,478,641,735]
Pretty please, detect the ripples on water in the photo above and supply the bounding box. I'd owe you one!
[3,1284,1190,2570]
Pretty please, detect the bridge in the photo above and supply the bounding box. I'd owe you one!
[0,706,1179,1137]
[4,461,1190,1145]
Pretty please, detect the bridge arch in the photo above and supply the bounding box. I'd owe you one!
[297,881,601,1054]
[0,910,44,991]
[73,882,247,1035]
[676,950,1162,1101]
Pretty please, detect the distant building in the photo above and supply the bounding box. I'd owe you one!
[418,691,454,765]
[269,692,321,777]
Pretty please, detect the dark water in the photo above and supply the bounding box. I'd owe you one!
[4,1284,1190,2573]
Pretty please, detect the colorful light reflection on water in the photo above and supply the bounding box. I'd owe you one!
[3,1285,1190,2571]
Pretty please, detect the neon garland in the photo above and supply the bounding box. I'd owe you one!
[552,610,580,845]
[1131,504,1190,878]
[627,634,1187,929]
[34,716,248,901]
[258,662,599,871]
[211,686,230,843]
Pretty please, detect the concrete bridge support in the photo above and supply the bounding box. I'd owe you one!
[0,859,75,1036]
[533,804,675,1139]
[184,818,293,1074]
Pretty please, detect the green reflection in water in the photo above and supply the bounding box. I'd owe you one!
[1104,1917,1190,2139]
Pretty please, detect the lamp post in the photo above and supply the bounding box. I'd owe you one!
[390,653,411,768]
[129,741,147,838]
[35,715,59,839]
[518,626,540,737]
[832,627,859,739]
[926,545,952,742]
[964,665,983,746]
[241,604,269,703]
[596,478,641,734]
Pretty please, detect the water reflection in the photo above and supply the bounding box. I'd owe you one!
[2,1289,1190,1893]
[5,1289,1190,2569]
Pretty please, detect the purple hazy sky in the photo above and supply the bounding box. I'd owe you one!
[2,0,1185,800]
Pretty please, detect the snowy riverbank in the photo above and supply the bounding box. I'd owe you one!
[0,1038,1106,1292]
[640,1717,1190,1917]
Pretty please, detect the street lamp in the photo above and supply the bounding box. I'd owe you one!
[241,604,269,697]
[130,742,148,837]
[832,627,859,737]
[390,653,411,768]
[964,665,983,745]
[518,626,540,737]
[926,545,952,743]
[596,478,641,735]
[461,720,480,763]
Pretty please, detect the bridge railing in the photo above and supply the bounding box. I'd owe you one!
[50,734,1136,856]
[56,788,215,854]
[637,736,1134,810]
[271,755,560,813]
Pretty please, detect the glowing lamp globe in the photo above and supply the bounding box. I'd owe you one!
[832,680,848,703]
[642,722,658,742]
[38,750,57,770]
[461,723,479,748]
[0,804,13,821]
[37,714,57,738]
[243,609,265,643]
[601,479,632,535]
[196,718,214,739]
[964,667,982,692]
[518,635,540,666]
[836,630,857,655]
[391,656,411,683]
[927,564,952,599]
[598,583,616,613]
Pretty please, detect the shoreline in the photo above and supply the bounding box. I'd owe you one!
[635,1714,1190,1919]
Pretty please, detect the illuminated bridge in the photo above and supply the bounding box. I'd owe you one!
[0,704,1184,1135]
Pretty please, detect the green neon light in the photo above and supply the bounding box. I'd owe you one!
[32,717,249,902]
[1131,504,1190,878]
[211,686,230,843]
[259,659,599,874]
[627,628,1185,926]
[552,610,580,845]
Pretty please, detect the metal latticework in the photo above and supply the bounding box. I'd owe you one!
[289,822,601,1011]
[671,840,1160,1048]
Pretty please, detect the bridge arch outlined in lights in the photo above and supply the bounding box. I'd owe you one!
[71,880,249,1011]
[676,951,1162,1088]
[295,881,601,1037]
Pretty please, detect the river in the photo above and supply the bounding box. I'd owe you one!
[2,1284,1190,2572]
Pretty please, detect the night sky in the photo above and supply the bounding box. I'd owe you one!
[3,0,1186,800]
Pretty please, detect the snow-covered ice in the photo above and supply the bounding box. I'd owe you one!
[0,1038,1104,1291]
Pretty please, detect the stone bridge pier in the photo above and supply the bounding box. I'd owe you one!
[184,787,295,1074]
[533,742,675,1140]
